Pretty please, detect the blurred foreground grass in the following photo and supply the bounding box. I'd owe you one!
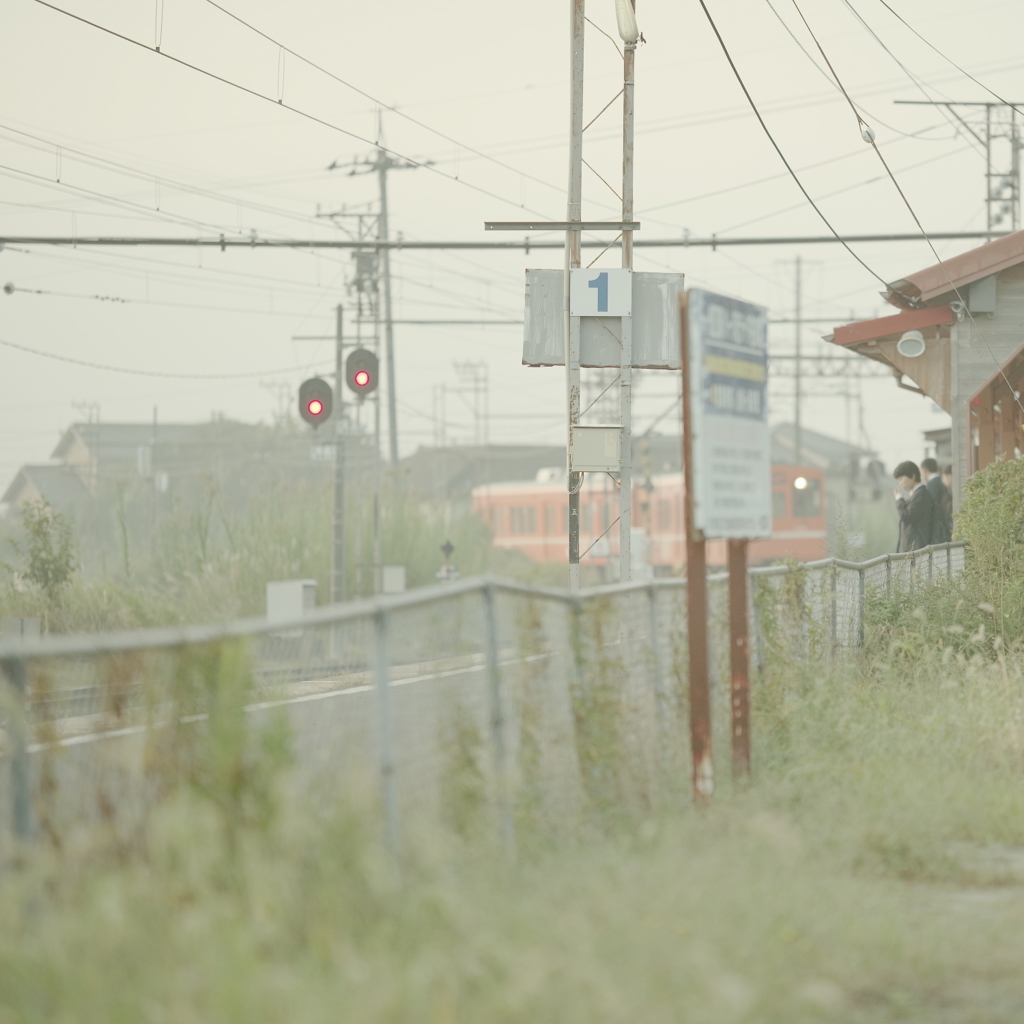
[5,641,1024,1023]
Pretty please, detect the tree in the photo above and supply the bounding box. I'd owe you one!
[15,500,76,600]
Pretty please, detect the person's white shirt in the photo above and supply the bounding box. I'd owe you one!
[896,481,925,501]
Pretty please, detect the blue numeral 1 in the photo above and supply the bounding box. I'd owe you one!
[588,271,609,312]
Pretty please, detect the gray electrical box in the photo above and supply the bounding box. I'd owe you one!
[523,269,684,368]
[571,424,622,472]
[968,274,997,314]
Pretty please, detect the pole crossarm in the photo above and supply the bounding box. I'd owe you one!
[485,221,640,231]
[0,231,1005,250]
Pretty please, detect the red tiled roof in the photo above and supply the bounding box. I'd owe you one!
[830,305,954,347]
[885,230,1024,308]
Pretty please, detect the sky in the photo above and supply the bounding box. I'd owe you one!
[2,0,1022,490]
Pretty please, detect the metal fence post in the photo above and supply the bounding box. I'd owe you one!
[947,543,952,578]
[646,583,667,737]
[483,584,514,855]
[885,554,892,598]
[830,564,838,650]
[929,546,934,584]
[373,609,400,863]
[857,567,865,647]
[1,657,32,841]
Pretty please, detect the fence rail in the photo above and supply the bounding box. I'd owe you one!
[0,543,967,854]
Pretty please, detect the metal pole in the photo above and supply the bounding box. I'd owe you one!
[332,305,346,603]
[987,104,993,235]
[681,293,713,801]
[619,32,636,582]
[373,609,400,863]
[377,154,400,466]
[830,564,838,649]
[565,0,585,591]
[794,255,802,466]
[727,540,751,778]
[1,658,32,840]
[484,585,514,854]
[647,581,666,736]
[858,566,865,646]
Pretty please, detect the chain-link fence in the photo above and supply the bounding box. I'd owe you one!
[0,542,966,855]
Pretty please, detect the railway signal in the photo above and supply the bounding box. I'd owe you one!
[298,377,333,427]
[346,347,379,395]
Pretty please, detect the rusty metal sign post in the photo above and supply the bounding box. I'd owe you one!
[727,538,751,776]
[681,289,770,798]
[680,293,714,800]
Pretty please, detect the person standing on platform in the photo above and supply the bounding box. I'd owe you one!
[893,461,938,552]
[921,457,952,543]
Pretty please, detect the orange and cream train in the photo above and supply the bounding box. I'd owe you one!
[471,463,827,571]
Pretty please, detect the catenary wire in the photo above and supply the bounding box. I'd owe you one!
[694,0,890,288]
[35,1,557,221]
[786,0,1024,419]
[871,0,1023,116]
[834,0,987,155]
[761,0,961,144]
[0,336,331,379]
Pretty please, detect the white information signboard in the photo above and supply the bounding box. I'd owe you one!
[687,289,771,538]
[569,267,632,316]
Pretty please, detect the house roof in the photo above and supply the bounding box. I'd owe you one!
[52,422,196,462]
[885,230,1024,309]
[828,305,955,348]
[1,464,91,509]
[771,423,874,470]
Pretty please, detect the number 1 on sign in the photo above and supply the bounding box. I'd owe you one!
[588,271,609,313]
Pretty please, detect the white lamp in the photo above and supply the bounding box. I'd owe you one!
[896,330,926,358]
[614,0,639,42]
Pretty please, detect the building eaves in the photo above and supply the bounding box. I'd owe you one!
[828,306,955,348]
[883,229,1024,309]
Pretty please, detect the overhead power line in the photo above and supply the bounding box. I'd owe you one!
[0,336,329,379]
[872,0,1023,116]
[34,0,556,221]
[786,0,1024,420]
[0,231,1003,250]
[695,0,889,287]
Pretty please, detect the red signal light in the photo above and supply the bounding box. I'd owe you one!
[307,398,324,416]
[354,369,370,387]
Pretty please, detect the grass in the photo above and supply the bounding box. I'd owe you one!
[5,608,1024,1022]
[5,456,1024,1020]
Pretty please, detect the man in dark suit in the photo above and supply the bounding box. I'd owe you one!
[921,457,952,542]
[893,460,938,552]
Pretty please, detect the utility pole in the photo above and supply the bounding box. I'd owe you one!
[565,0,585,591]
[619,8,636,582]
[794,255,802,467]
[376,150,400,465]
[896,100,1023,233]
[326,141,418,467]
[332,304,346,603]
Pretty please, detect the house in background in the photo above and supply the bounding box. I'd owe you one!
[826,230,1024,507]
[1,419,376,574]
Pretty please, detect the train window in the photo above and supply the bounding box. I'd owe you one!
[509,507,538,534]
[562,505,569,532]
[792,478,821,517]
[772,490,786,519]
[657,499,672,530]
[544,506,557,535]
[579,504,591,534]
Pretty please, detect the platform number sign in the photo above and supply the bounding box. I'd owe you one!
[570,267,632,317]
[588,271,609,311]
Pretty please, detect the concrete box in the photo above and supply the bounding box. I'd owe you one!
[266,579,317,623]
